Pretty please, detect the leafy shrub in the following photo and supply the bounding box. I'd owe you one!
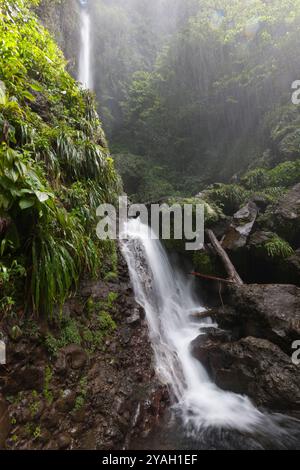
[206,184,248,215]
[43,366,53,404]
[242,168,270,190]
[74,377,88,411]
[45,317,81,356]
[268,161,300,187]
[98,310,116,332]
[242,161,300,192]
[264,236,294,259]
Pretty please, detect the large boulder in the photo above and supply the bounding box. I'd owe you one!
[248,230,275,248]
[243,232,300,286]
[287,249,300,283]
[226,284,300,353]
[222,202,258,250]
[264,183,300,247]
[55,344,88,371]
[0,365,45,394]
[191,335,300,411]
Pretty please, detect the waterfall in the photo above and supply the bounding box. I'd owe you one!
[79,7,92,89]
[121,218,300,446]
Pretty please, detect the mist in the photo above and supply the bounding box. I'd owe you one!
[84,0,300,201]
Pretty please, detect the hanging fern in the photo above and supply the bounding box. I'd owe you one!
[264,236,294,259]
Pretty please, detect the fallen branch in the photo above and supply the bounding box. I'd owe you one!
[190,271,235,284]
[206,229,244,285]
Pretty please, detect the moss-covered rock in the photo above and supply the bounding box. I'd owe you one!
[259,184,300,248]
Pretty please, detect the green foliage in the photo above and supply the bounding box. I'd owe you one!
[45,317,81,356]
[29,390,41,418]
[22,319,41,340]
[43,366,53,404]
[104,271,118,282]
[10,325,23,341]
[264,236,294,259]
[30,211,102,316]
[98,310,117,332]
[242,161,300,190]
[268,161,300,187]
[242,169,270,191]
[33,426,41,440]
[114,152,178,201]
[94,0,300,199]
[0,260,26,318]
[206,184,249,215]
[82,309,116,353]
[45,305,116,356]
[86,297,95,318]
[58,317,81,346]
[193,251,216,276]
[201,159,299,217]
[106,292,118,308]
[100,240,118,278]
[74,377,88,411]
[82,291,117,352]
[82,327,103,353]
[0,1,120,318]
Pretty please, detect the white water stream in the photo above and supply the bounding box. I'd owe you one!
[79,7,92,89]
[121,219,299,445]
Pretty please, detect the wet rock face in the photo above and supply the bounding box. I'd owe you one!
[265,183,300,247]
[248,230,275,247]
[58,345,88,370]
[191,283,300,414]
[0,252,167,450]
[192,335,300,410]
[227,284,300,354]
[222,202,258,250]
[288,250,300,281]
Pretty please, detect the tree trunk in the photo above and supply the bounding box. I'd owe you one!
[206,229,243,285]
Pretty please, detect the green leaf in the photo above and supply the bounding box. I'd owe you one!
[4,167,19,182]
[19,198,35,210]
[0,81,6,105]
[0,194,11,210]
[22,90,35,102]
[30,82,43,92]
[35,191,49,203]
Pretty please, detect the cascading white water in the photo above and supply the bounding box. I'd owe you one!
[121,219,300,443]
[79,8,92,89]
[121,218,265,432]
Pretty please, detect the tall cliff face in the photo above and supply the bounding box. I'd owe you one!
[35,0,80,76]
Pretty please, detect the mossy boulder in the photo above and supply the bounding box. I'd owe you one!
[260,183,300,248]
